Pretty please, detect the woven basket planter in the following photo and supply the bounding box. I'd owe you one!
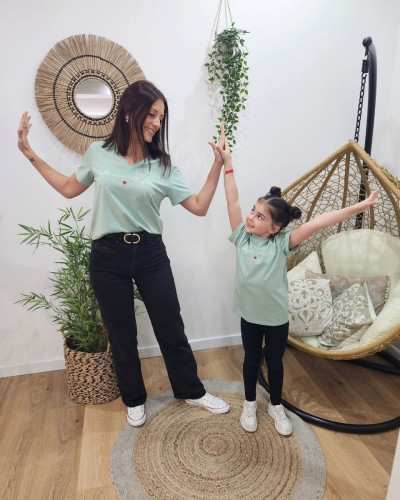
[63,341,120,404]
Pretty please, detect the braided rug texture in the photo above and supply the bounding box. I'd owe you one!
[110,380,325,499]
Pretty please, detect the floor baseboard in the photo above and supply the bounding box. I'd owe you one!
[0,333,242,378]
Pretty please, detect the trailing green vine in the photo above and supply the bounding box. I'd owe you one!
[205,24,249,149]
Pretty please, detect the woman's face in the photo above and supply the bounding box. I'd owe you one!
[143,98,165,142]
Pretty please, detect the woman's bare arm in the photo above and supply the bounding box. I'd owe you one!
[18,112,88,199]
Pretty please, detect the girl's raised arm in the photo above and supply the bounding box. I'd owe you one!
[212,126,242,231]
[289,189,380,248]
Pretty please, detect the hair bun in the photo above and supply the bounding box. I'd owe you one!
[269,186,282,198]
[290,206,302,220]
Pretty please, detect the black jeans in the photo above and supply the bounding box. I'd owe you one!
[241,318,289,405]
[89,232,206,407]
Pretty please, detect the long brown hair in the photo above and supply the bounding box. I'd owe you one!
[103,80,171,171]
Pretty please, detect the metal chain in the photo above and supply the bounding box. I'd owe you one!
[354,57,370,228]
[354,59,369,142]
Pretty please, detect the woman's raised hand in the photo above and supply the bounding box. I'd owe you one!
[216,124,231,163]
[18,112,32,155]
[208,123,230,164]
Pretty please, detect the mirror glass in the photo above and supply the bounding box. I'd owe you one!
[75,78,113,117]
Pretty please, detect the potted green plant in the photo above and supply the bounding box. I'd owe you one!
[205,23,249,149]
[17,207,143,404]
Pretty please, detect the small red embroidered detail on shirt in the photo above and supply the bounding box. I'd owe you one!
[254,256,257,259]
[123,181,127,185]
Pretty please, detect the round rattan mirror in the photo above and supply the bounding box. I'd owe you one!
[35,34,145,155]
[74,78,114,118]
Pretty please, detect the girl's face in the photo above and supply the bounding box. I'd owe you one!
[245,201,280,238]
[143,98,165,142]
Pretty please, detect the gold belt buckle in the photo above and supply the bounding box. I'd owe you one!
[123,233,141,244]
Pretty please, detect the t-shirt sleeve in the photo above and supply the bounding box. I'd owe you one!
[228,221,246,246]
[75,143,95,186]
[167,165,194,206]
[281,229,298,256]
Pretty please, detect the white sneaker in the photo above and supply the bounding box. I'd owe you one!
[127,404,146,427]
[185,392,230,414]
[268,403,292,435]
[240,400,257,432]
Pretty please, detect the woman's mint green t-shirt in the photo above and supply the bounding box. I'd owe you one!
[229,222,298,326]
[75,142,193,239]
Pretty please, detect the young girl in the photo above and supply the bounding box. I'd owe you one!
[211,128,380,435]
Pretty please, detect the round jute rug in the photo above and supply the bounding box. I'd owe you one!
[110,380,326,499]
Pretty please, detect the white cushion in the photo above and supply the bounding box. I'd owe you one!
[287,251,322,281]
[288,279,333,337]
[321,230,400,293]
[359,279,400,347]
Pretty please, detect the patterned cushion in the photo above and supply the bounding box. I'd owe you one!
[318,282,376,348]
[288,279,333,337]
[304,270,390,314]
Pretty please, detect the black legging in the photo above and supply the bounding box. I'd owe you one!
[241,318,289,405]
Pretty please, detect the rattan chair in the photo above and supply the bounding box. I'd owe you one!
[284,139,400,358]
[258,139,400,433]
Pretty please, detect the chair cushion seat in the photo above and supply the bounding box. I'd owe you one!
[321,229,400,292]
[288,230,400,352]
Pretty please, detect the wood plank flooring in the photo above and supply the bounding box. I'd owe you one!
[0,345,398,500]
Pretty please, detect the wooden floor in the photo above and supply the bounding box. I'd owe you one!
[0,345,399,500]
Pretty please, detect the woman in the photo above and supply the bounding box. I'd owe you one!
[18,80,229,426]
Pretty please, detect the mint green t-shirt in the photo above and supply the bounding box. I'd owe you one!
[229,222,298,326]
[75,142,193,239]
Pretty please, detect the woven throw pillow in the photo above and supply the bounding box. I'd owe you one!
[304,270,390,315]
[288,279,333,337]
[318,281,376,348]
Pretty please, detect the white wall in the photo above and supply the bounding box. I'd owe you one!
[1,0,400,376]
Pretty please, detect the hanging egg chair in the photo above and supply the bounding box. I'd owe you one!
[284,138,400,361]
[258,38,400,433]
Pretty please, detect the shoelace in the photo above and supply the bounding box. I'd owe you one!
[203,393,219,405]
[128,405,144,417]
[274,406,287,421]
[244,402,256,417]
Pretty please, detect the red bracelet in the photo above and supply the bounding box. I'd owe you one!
[224,169,234,174]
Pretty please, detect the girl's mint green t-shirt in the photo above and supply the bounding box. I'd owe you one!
[229,222,298,326]
[75,142,193,239]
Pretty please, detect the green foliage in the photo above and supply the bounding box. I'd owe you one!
[17,207,142,353]
[205,24,249,149]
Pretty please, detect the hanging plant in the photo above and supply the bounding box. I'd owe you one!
[205,23,249,149]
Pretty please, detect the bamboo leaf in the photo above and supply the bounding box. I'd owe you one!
[17,207,143,353]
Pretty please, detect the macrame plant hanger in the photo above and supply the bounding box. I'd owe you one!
[210,0,233,44]
[257,37,400,434]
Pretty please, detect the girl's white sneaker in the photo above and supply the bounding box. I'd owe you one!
[240,400,258,432]
[268,403,292,435]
